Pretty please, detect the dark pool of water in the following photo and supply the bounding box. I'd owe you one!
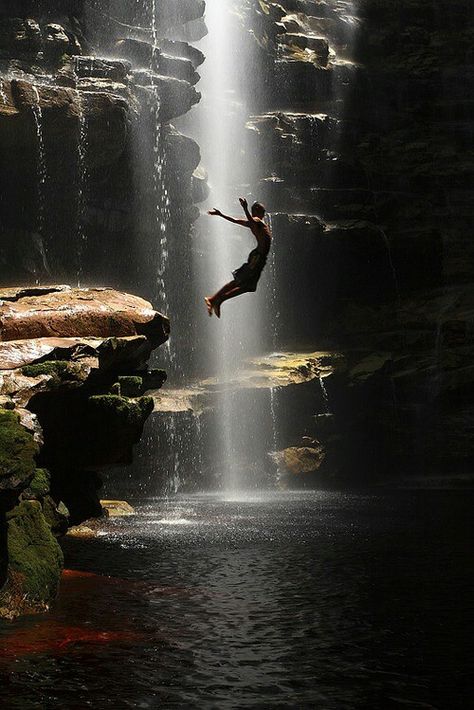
[0,490,473,709]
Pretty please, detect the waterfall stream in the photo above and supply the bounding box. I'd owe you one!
[188,0,273,492]
[31,87,47,253]
[76,97,89,286]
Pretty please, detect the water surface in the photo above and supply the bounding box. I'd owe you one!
[1,490,472,709]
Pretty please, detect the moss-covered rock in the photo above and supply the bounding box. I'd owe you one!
[0,500,63,618]
[0,409,38,492]
[21,360,84,385]
[28,385,154,469]
[117,375,143,398]
[22,468,51,498]
[41,496,69,536]
[88,394,154,428]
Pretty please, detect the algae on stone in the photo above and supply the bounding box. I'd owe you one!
[21,360,84,384]
[22,468,51,498]
[117,375,143,398]
[0,409,38,492]
[0,500,63,618]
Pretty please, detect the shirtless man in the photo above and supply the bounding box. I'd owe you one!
[205,198,272,318]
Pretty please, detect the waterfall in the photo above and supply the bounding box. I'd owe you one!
[31,87,47,252]
[163,412,179,496]
[153,122,171,317]
[76,97,88,286]
[319,376,331,414]
[267,212,279,350]
[149,0,174,368]
[190,0,268,492]
[269,386,280,481]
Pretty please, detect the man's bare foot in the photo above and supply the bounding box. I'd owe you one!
[213,302,221,319]
[205,297,213,317]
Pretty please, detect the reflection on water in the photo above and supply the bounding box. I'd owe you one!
[0,491,472,709]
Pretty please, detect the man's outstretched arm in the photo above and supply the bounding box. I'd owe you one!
[239,197,254,223]
[208,208,249,227]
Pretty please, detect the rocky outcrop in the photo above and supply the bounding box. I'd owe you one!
[108,351,339,494]
[0,286,168,618]
[231,0,474,482]
[0,1,206,341]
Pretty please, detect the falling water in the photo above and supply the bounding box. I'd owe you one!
[31,87,47,243]
[152,122,171,316]
[163,413,180,496]
[191,0,267,492]
[269,386,280,480]
[149,0,173,367]
[149,0,171,327]
[76,97,88,286]
[319,376,331,414]
[267,212,279,350]
[0,80,7,105]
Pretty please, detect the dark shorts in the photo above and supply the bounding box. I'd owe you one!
[232,262,265,292]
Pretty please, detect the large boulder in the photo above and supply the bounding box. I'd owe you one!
[0,283,169,618]
[0,286,169,347]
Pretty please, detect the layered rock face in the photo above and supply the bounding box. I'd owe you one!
[106,351,337,495]
[235,0,474,483]
[0,286,168,617]
[0,0,206,366]
[0,0,205,616]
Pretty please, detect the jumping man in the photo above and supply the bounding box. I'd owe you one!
[205,198,272,318]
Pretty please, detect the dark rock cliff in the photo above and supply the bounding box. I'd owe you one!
[235,0,474,485]
[0,0,206,616]
[0,286,169,617]
[0,0,205,367]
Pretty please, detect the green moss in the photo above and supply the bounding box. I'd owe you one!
[118,376,143,397]
[88,394,154,425]
[110,382,121,396]
[24,468,51,498]
[21,360,83,383]
[42,496,69,536]
[4,501,63,603]
[0,409,38,491]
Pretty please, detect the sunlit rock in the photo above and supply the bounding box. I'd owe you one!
[73,56,132,82]
[101,500,135,517]
[0,287,169,345]
[271,443,327,483]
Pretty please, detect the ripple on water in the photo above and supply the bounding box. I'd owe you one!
[0,490,472,709]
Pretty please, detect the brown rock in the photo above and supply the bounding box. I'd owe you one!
[272,445,326,476]
[0,287,169,345]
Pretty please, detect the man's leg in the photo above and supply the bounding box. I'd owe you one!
[205,280,246,318]
[210,280,237,304]
[205,280,236,316]
[211,285,247,318]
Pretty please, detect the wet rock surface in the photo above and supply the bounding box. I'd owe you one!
[235,0,474,482]
[0,287,168,618]
[0,1,206,303]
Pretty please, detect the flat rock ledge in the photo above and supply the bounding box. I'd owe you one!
[0,286,168,619]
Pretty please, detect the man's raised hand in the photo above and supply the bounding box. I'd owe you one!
[208,208,222,216]
[239,197,248,209]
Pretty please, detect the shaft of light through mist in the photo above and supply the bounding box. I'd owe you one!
[193,0,265,491]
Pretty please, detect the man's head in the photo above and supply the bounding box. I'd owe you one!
[251,202,266,219]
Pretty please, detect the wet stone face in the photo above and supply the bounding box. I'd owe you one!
[43,24,70,58]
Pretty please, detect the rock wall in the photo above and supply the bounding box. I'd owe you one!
[0,286,169,617]
[233,0,474,483]
[0,0,206,368]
